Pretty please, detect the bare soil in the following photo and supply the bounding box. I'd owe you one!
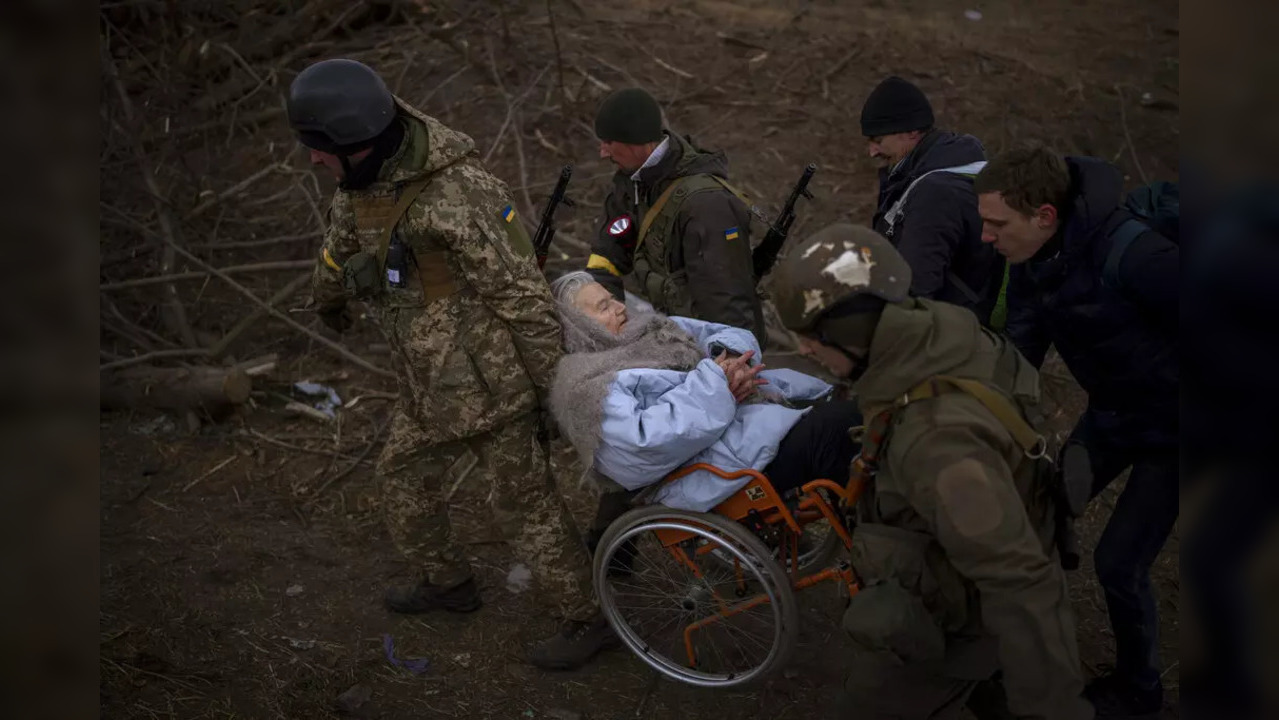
[100,0,1179,717]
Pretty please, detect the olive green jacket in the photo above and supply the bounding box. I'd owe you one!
[846,298,1091,720]
[586,132,765,341]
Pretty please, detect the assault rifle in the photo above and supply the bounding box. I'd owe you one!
[751,163,817,280]
[533,165,575,270]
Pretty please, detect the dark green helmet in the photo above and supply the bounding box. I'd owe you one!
[287,59,396,153]
[772,223,912,333]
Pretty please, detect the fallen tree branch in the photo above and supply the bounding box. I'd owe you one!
[305,414,390,506]
[186,163,287,220]
[101,260,315,291]
[99,348,210,371]
[164,241,395,378]
[208,272,311,360]
[191,232,321,251]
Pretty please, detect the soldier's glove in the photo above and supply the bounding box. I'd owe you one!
[318,305,353,334]
[1058,441,1093,518]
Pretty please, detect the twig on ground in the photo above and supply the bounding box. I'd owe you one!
[186,163,286,220]
[164,242,394,378]
[1114,84,1149,184]
[305,415,390,506]
[246,429,368,464]
[547,0,570,110]
[208,273,311,360]
[650,54,694,80]
[99,348,209,372]
[191,232,321,251]
[101,260,315,291]
[183,455,238,492]
[420,63,472,106]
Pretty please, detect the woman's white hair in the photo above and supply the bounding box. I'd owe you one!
[549,270,596,307]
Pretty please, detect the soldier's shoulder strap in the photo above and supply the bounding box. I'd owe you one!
[635,173,729,252]
[383,178,459,305]
[899,375,1047,459]
[375,178,432,267]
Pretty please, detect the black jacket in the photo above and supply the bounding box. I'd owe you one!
[872,130,1005,322]
[1006,156,1179,447]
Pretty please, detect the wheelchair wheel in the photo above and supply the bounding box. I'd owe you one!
[594,505,799,688]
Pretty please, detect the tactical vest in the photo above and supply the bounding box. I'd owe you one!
[342,180,456,310]
[631,173,749,316]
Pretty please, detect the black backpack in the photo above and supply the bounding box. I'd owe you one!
[1102,180,1179,288]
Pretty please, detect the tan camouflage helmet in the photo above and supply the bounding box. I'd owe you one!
[772,223,912,333]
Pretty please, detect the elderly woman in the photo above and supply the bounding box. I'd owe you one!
[548,271,863,512]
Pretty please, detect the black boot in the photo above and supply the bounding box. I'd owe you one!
[527,614,621,670]
[384,576,482,614]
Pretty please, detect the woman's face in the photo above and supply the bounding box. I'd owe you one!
[574,282,628,335]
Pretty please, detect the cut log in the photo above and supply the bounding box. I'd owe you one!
[100,365,252,417]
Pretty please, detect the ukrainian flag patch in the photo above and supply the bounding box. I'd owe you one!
[724,227,740,241]
[501,205,516,223]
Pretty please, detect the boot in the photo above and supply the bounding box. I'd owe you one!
[527,614,621,670]
[383,576,482,614]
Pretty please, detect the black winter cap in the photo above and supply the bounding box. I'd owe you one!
[594,88,663,144]
[859,76,934,137]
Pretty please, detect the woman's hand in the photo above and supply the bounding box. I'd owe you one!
[715,350,768,403]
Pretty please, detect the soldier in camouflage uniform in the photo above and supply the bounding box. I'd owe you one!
[771,224,1094,720]
[287,59,615,669]
[584,87,766,342]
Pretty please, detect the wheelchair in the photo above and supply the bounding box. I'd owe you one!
[592,462,867,688]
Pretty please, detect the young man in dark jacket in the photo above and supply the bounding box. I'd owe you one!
[861,76,1005,324]
[975,145,1179,719]
[584,87,765,342]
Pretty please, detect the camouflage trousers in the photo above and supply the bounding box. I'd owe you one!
[377,410,598,622]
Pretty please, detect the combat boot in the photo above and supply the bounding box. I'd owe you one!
[383,576,482,614]
[527,614,621,670]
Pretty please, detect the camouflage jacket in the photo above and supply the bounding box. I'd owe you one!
[311,98,562,456]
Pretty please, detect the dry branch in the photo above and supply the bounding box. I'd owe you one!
[101,365,252,417]
[99,348,209,371]
[104,50,199,349]
[101,260,315,291]
[208,273,311,361]
[186,163,287,220]
[164,242,394,379]
[305,415,390,506]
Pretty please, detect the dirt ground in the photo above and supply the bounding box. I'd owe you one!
[100,0,1179,717]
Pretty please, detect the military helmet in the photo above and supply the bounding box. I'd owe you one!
[287,59,396,153]
[772,223,912,333]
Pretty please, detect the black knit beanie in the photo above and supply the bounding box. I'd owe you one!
[594,88,663,144]
[859,76,934,137]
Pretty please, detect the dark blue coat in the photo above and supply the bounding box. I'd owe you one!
[872,130,1005,323]
[1006,157,1179,447]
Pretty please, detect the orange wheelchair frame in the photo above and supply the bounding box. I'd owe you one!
[644,460,870,670]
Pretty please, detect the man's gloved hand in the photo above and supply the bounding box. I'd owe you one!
[318,305,353,334]
[1059,441,1093,518]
